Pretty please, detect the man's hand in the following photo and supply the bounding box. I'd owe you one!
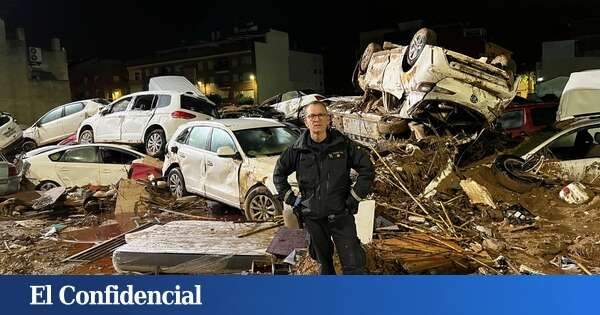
[284,191,298,206]
[345,196,359,215]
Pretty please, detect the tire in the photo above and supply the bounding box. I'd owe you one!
[359,42,382,74]
[243,186,281,222]
[492,155,542,193]
[21,140,37,153]
[79,128,94,144]
[167,167,187,198]
[37,180,59,191]
[404,28,437,69]
[145,128,166,157]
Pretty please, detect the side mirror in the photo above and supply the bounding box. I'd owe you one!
[35,120,42,127]
[170,146,178,154]
[216,146,236,157]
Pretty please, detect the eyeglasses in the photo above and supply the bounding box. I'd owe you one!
[305,113,329,120]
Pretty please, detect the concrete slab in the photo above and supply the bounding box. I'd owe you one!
[113,220,277,274]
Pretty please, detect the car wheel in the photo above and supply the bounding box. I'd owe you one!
[359,42,382,74]
[79,129,94,144]
[404,28,437,69]
[21,140,37,153]
[492,155,542,193]
[243,186,281,222]
[37,180,59,191]
[145,129,166,157]
[167,167,187,198]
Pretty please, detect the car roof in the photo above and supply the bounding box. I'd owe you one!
[122,90,183,97]
[181,118,285,131]
[38,143,146,156]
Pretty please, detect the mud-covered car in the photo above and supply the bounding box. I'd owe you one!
[492,117,600,192]
[0,112,23,153]
[329,28,520,143]
[163,118,298,221]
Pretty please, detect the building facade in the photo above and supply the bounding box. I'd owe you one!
[0,18,71,124]
[538,38,600,81]
[126,29,324,104]
[69,59,130,102]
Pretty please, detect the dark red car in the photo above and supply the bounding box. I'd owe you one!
[497,96,558,138]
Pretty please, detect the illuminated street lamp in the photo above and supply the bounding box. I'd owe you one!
[249,74,255,81]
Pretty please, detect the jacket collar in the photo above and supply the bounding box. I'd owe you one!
[292,128,346,151]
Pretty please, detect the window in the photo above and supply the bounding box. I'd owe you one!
[60,147,100,163]
[207,60,214,70]
[145,69,151,76]
[176,128,191,143]
[131,95,156,111]
[156,95,172,108]
[109,97,131,113]
[281,91,299,102]
[531,107,557,127]
[180,95,217,117]
[100,148,139,165]
[134,72,141,81]
[241,55,252,65]
[197,62,204,71]
[187,126,211,150]
[498,110,524,129]
[64,103,84,116]
[210,128,236,153]
[548,125,600,160]
[234,127,298,157]
[40,107,64,125]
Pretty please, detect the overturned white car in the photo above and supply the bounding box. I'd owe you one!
[329,28,520,143]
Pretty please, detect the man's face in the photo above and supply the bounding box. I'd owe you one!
[304,104,330,134]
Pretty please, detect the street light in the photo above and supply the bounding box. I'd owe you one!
[249,74,255,81]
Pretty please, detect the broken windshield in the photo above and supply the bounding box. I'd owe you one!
[234,127,298,157]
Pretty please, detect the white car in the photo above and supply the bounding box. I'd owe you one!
[163,118,298,221]
[77,91,217,157]
[21,99,105,152]
[0,112,23,152]
[261,90,324,121]
[0,155,20,196]
[23,144,146,190]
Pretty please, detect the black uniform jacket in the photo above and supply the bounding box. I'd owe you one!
[273,128,375,219]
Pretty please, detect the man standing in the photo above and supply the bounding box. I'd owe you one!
[273,101,375,275]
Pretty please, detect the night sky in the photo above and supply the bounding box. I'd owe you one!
[1,0,598,90]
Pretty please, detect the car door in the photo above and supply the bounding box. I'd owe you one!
[98,147,141,185]
[36,106,66,145]
[177,126,210,194]
[121,94,157,143]
[63,102,87,137]
[54,146,101,187]
[540,125,600,183]
[204,127,241,206]
[95,97,131,142]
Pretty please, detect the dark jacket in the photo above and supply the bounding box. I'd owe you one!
[273,128,375,219]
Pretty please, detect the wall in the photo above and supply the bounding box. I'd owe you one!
[539,40,600,80]
[0,18,71,124]
[289,50,324,92]
[254,30,294,102]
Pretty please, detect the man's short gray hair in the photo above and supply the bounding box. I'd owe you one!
[300,101,328,119]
